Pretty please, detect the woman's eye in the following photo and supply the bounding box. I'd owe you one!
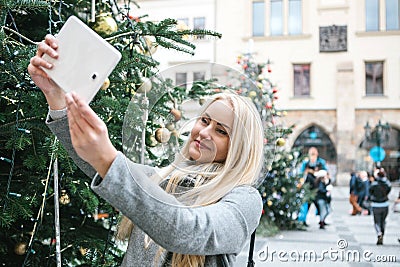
[217,128,228,135]
[200,117,209,124]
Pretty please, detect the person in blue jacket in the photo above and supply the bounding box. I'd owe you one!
[298,147,327,226]
[300,147,327,174]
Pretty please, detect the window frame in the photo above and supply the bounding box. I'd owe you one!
[288,0,302,35]
[365,61,384,96]
[193,16,206,39]
[252,1,266,36]
[270,0,284,36]
[293,63,311,97]
[365,0,380,31]
[364,0,400,31]
[175,72,188,89]
[386,0,400,30]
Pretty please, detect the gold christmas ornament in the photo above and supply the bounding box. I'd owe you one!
[136,36,158,55]
[143,36,158,55]
[276,137,286,147]
[171,130,180,138]
[14,241,27,255]
[101,78,110,90]
[199,98,205,105]
[248,91,257,98]
[155,127,171,143]
[137,77,152,93]
[145,134,158,147]
[59,190,70,205]
[92,13,118,36]
[170,108,182,122]
[165,122,175,131]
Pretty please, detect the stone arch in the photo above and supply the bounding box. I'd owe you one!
[292,124,338,183]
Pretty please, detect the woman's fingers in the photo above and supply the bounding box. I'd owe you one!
[70,92,105,130]
[36,40,58,58]
[66,92,106,137]
[66,93,85,137]
[30,34,58,72]
[45,34,58,49]
[29,55,53,71]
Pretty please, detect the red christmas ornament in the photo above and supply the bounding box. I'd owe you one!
[265,102,273,109]
[272,88,278,93]
[128,14,140,22]
[267,65,272,73]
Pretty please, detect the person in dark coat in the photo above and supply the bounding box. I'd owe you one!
[369,168,391,245]
[314,170,331,229]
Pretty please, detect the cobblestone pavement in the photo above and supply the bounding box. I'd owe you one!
[235,186,400,267]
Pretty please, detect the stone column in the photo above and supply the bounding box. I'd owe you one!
[336,62,355,185]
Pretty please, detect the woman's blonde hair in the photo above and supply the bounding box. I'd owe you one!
[117,91,264,267]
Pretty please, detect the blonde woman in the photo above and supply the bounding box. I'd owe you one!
[28,35,264,266]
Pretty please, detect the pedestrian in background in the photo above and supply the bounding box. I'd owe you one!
[393,190,400,213]
[300,147,327,173]
[357,171,370,215]
[297,165,317,227]
[349,171,363,215]
[298,147,327,226]
[314,170,331,229]
[369,168,391,245]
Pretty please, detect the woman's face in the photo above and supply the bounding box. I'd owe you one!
[188,99,234,163]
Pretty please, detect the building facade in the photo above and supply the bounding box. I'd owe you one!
[129,0,400,185]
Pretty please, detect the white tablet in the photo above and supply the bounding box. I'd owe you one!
[41,16,122,103]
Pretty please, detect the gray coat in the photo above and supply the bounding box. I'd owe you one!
[47,114,262,266]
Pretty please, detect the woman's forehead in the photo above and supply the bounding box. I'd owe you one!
[203,100,234,128]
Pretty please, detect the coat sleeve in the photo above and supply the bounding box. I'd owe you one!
[46,115,97,178]
[91,152,263,255]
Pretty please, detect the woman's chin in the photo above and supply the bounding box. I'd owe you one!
[188,148,200,162]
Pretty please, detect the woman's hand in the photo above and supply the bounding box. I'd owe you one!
[27,34,66,110]
[65,92,118,178]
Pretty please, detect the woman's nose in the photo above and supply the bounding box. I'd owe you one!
[199,125,212,140]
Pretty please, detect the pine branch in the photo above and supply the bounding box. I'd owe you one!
[133,18,221,55]
[1,26,38,45]
[1,0,49,10]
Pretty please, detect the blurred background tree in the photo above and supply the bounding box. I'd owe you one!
[233,48,312,233]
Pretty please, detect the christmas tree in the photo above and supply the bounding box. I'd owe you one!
[0,0,220,265]
[233,47,312,231]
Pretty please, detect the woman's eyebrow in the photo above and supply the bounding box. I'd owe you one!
[204,112,231,130]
